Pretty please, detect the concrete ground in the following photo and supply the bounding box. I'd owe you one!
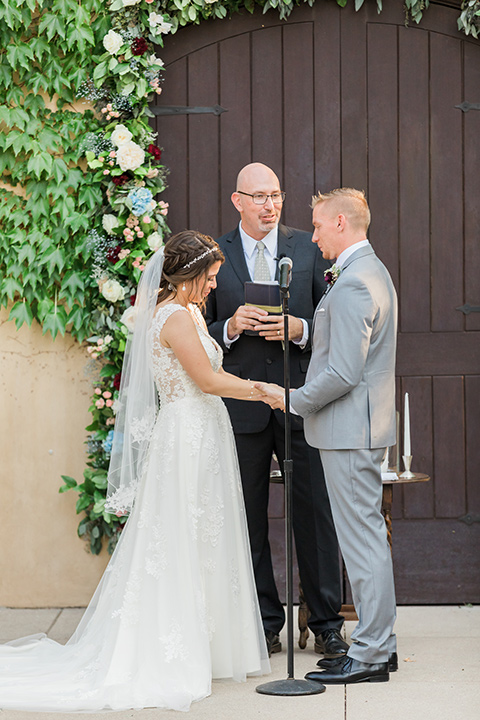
[0,605,478,719]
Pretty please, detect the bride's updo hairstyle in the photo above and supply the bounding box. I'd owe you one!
[158,230,224,306]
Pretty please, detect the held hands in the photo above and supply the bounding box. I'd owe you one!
[228,305,303,341]
[254,382,286,412]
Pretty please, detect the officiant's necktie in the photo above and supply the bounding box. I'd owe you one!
[254,241,271,281]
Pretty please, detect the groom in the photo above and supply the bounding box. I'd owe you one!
[260,188,398,684]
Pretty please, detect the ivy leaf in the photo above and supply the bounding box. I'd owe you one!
[78,184,103,210]
[27,151,53,178]
[8,300,34,329]
[59,270,86,305]
[42,305,68,339]
[40,246,66,276]
[52,157,68,183]
[2,276,23,301]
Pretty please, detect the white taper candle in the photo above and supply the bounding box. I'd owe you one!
[404,392,411,457]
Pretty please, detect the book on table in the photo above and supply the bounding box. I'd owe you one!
[244,281,282,336]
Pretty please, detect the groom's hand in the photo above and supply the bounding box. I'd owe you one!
[254,382,285,411]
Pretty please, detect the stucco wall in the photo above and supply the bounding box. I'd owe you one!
[0,308,109,607]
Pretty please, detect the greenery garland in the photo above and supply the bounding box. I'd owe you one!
[1,0,478,555]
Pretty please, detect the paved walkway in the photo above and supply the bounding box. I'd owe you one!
[0,605,478,719]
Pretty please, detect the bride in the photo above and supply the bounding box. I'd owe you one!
[0,231,271,712]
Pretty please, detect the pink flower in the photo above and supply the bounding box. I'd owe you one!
[132,260,140,268]
[94,388,102,395]
[95,398,105,409]
[103,169,110,175]
[109,161,114,166]
[123,228,131,237]
[91,352,99,359]
[137,231,144,238]
[101,107,107,114]
[109,151,116,158]
[103,391,112,399]
[97,338,103,346]
[139,264,145,271]
[106,399,113,407]
[143,215,151,223]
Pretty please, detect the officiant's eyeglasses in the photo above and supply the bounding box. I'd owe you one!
[237,191,286,205]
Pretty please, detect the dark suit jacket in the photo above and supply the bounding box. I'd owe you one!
[205,224,329,433]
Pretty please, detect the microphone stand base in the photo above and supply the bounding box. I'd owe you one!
[256,677,326,696]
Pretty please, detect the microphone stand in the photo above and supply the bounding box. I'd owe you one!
[256,285,325,697]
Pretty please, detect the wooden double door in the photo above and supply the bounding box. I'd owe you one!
[152,1,480,603]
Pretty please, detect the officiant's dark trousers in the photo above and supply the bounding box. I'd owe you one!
[234,412,343,636]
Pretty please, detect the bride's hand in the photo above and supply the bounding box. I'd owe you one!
[254,382,285,411]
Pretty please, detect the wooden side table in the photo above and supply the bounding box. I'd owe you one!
[381,472,430,550]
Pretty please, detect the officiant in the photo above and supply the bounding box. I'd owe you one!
[205,162,346,659]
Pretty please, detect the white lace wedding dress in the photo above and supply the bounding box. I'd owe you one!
[0,303,269,712]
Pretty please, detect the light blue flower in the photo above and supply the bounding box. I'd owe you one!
[128,187,153,216]
[103,430,115,454]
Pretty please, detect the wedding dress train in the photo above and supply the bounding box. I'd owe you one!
[0,304,269,712]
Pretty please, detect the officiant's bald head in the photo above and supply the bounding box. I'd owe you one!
[231,163,284,241]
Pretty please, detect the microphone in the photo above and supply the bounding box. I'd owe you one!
[278,256,293,290]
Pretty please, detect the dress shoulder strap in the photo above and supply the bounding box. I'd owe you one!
[151,303,188,335]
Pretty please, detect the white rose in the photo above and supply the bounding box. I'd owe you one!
[120,306,137,332]
[148,54,164,68]
[101,279,125,303]
[149,12,163,26]
[116,141,145,171]
[103,29,123,55]
[102,214,119,234]
[147,232,164,252]
[111,124,133,147]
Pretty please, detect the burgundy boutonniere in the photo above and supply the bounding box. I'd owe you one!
[324,264,341,286]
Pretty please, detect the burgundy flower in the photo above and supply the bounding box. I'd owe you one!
[130,293,137,306]
[113,372,122,391]
[106,245,122,264]
[147,144,162,162]
[112,174,129,186]
[131,37,149,56]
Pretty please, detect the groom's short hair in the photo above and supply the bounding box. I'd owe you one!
[311,188,371,233]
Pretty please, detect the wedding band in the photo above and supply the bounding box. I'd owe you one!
[277,330,280,336]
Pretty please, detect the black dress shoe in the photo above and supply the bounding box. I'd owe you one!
[317,651,398,673]
[306,655,389,684]
[265,630,282,656]
[314,628,349,658]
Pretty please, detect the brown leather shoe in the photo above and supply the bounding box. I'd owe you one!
[314,628,349,658]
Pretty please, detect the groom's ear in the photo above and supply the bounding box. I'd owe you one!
[337,213,347,231]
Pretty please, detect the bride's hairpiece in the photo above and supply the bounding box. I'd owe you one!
[182,246,216,270]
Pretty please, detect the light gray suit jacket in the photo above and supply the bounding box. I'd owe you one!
[290,244,397,450]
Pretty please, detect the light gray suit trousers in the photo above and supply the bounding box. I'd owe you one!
[291,244,397,663]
